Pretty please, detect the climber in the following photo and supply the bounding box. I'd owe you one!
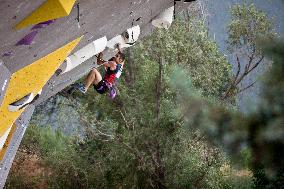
[72,44,125,98]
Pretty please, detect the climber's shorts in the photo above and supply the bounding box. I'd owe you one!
[94,80,110,94]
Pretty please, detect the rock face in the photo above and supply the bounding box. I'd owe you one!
[205,0,284,112]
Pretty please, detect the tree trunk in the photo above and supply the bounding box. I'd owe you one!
[156,57,163,126]
[155,143,166,189]
[126,48,135,89]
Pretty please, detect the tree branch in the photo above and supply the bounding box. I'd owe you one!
[221,55,241,100]
[234,55,241,84]
[222,52,263,100]
[248,55,264,73]
[115,135,141,159]
[247,45,256,70]
[235,55,263,86]
[119,109,130,129]
[235,81,257,95]
[96,129,114,139]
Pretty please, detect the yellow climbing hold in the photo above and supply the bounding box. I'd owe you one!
[15,0,77,30]
[0,36,82,138]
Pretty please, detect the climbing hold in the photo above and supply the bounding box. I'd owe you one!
[107,25,141,49]
[15,0,76,30]
[60,36,108,74]
[8,93,34,112]
[123,25,140,44]
[107,35,131,49]
[32,19,55,30]
[2,52,13,57]
[136,17,142,21]
[55,68,63,76]
[15,30,38,46]
[77,3,80,28]
[151,6,174,29]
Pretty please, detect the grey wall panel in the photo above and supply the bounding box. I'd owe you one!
[0,105,35,189]
[1,0,172,73]
[0,60,11,107]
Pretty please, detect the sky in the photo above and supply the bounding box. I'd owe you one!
[205,0,284,112]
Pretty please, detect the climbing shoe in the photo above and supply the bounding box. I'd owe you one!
[72,83,87,94]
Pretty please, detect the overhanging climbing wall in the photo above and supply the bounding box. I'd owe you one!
[0,105,35,189]
[0,37,81,140]
[0,0,196,187]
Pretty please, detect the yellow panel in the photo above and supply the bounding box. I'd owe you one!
[58,0,77,14]
[0,36,82,137]
[0,124,17,161]
[15,0,77,30]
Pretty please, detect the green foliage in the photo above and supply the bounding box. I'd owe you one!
[8,12,257,189]
[239,147,252,169]
[174,39,284,188]
[221,3,278,100]
[137,17,231,98]
[8,124,253,189]
[5,174,38,189]
[253,41,284,188]
[69,17,244,188]
[228,3,275,54]
[7,125,100,189]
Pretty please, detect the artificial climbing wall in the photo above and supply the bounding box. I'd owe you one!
[0,37,81,149]
[0,0,194,187]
